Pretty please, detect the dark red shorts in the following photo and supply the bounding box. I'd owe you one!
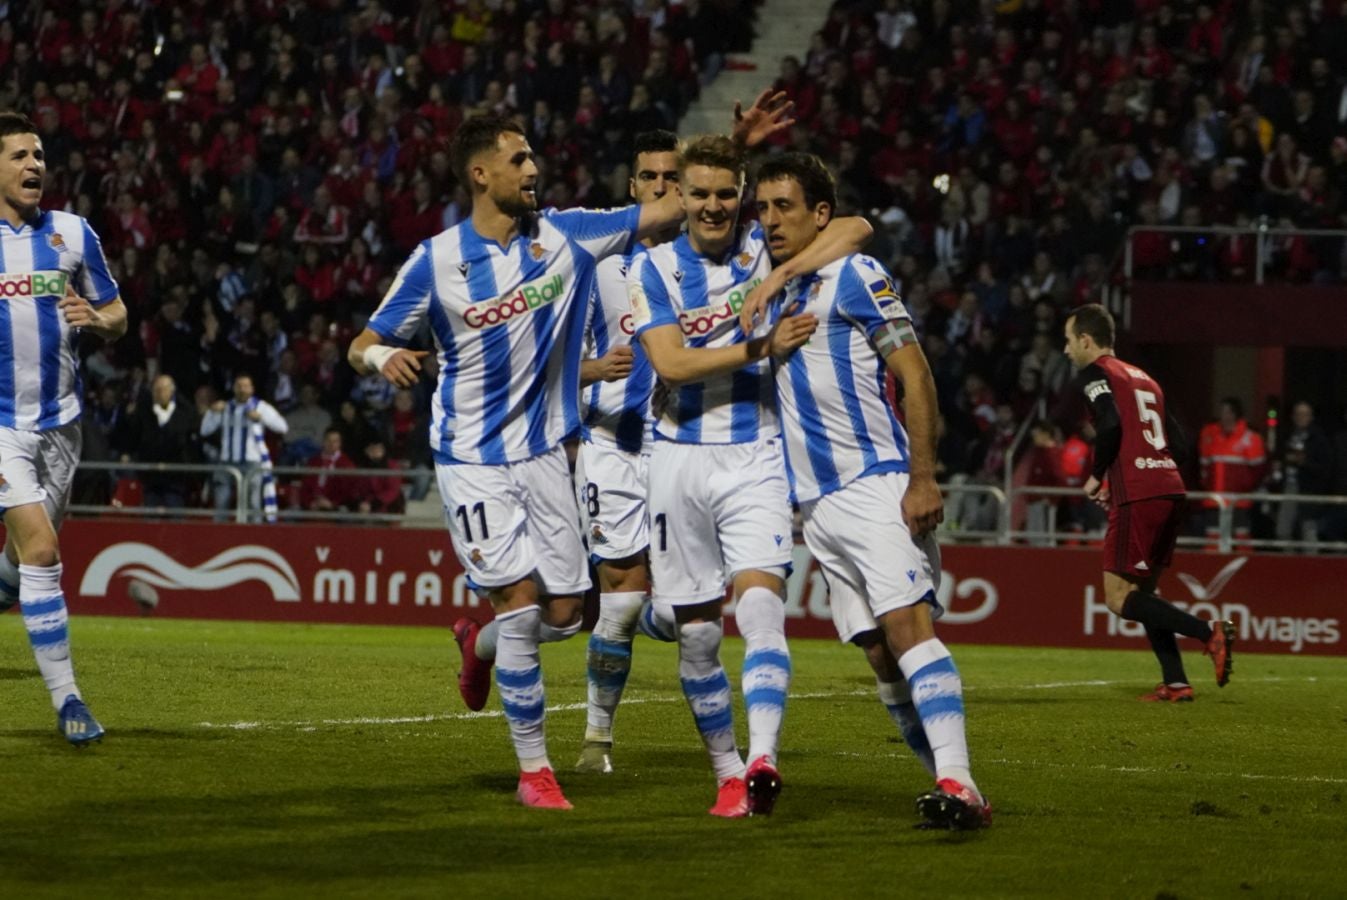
[1104,496,1185,578]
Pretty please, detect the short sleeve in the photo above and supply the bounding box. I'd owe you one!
[368,242,434,344]
[546,205,641,262]
[836,255,909,337]
[79,219,120,305]
[630,253,678,338]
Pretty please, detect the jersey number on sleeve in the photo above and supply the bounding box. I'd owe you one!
[1134,389,1167,451]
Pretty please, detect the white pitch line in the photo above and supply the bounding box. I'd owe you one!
[193,675,1335,731]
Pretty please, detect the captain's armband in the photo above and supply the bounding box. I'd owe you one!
[871,320,919,357]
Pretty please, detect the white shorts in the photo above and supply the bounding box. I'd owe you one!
[647,437,794,605]
[800,472,944,643]
[436,445,589,595]
[576,440,649,562]
[0,423,82,527]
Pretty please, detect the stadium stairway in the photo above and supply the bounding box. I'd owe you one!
[678,0,825,136]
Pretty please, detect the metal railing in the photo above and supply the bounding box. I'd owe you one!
[70,460,442,527]
[1123,223,1347,286]
[68,460,1347,556]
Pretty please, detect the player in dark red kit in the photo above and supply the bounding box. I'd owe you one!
[1063,304,1236,702]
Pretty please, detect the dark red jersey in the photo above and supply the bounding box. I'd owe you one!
[1080,355,1186,504]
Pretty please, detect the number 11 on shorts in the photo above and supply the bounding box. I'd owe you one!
[455,502,489,541]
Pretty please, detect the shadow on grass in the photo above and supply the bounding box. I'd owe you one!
[0,666,35,681]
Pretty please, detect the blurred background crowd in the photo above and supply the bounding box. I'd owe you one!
[3,0,1344,534]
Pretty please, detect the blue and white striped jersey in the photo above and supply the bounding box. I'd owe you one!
[367,206,639,466]
[770,254,910,503]
[580,252,655,452]
[0,210,119,431]
[629,224,777,444]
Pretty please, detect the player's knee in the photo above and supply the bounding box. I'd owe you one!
[853,630,900,680]
[677,619,723,661]
[19,542,59,568]
[878,601,934,655]
[542,595,584,632]
[596,591,645,635]
[597,555,648,594]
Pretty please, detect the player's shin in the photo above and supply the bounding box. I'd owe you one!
[678,619,743,781]
[877,677,936,778]
[1143,624,1189,686]
[1121,590,1214,643]
[736,587,791,767]
[494,606,551,772]
[584,591,644,743]
[898,638,978,796]
[19,563,79,709]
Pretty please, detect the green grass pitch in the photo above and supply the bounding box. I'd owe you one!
[2,614,1344,899]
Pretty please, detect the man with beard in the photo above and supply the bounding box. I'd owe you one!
[347,113,683,810]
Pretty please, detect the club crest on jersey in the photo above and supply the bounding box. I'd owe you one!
[529,242,545,260]
[736,252,753,268]
[48,233,67,252]
[463,272,565,329]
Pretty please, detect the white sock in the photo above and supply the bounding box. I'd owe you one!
[736,586,791,766]
[584,591,645,742]
[678,619,743,781]
[877,677,936,778]
[474,618,499,662]
[494,606,549,772]
[19,563,79,711]
[898,638,977,796]
[539,619,581,643]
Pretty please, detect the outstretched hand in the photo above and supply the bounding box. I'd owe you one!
[732,89,796,150]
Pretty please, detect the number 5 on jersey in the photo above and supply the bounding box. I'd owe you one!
[1134,389,1167,451]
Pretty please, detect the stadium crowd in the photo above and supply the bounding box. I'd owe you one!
[3,0,1346,524]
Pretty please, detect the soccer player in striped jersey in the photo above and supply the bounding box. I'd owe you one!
[348,113,683,810]
[572,130,682,775]
[752,153,990,830]
[0,112,128,746]
[630,136,873,817]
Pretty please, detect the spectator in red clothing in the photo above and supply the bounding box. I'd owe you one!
[351,439,406,516]
[389,177,443,255]
[175,43,221,101]
[301,428,357,512]
[294,245,340,307]
[295,185,350,246]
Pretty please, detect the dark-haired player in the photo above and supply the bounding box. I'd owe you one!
[348,112,684,810]
[0,111,128,746]
[570,129,683,775]
[1063,303,1235,702]
[754,152,989,830]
